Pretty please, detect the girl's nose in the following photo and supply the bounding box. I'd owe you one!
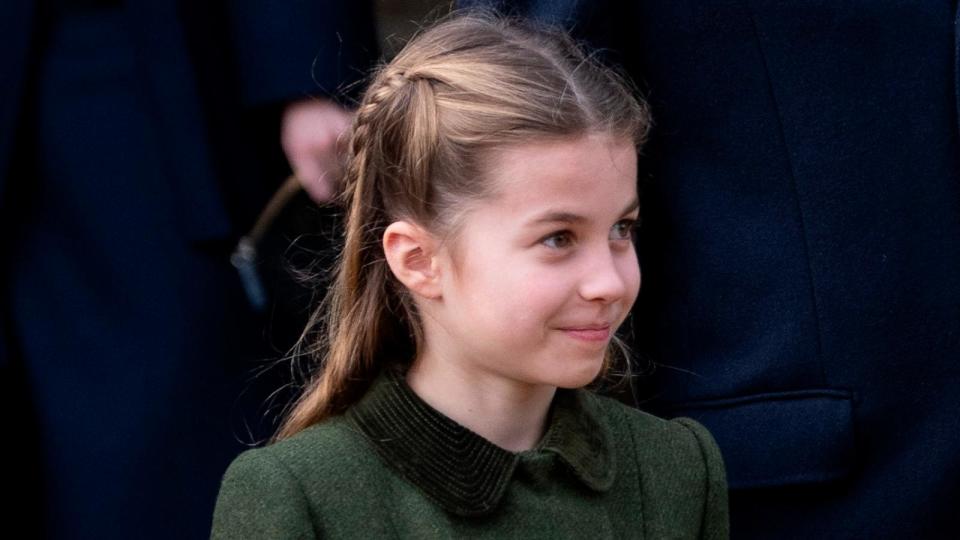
[578,247,632,303]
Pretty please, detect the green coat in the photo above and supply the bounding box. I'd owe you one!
[211,372,728,539]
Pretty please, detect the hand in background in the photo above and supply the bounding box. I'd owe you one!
[281,98,353,203]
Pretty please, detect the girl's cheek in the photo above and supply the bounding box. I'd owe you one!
[618,252,642,298]
[519,279,572,315]
[627,267,642,297]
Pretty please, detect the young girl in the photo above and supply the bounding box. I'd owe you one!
[212,12,727,539]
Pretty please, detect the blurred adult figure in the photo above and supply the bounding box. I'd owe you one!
[468,0,960,537]
[0,1,376,538]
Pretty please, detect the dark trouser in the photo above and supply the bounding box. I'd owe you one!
[4,11,277,539]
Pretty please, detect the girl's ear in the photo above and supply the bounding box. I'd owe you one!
[383,221,443,300]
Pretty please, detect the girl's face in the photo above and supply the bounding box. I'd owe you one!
[427,133,640,391]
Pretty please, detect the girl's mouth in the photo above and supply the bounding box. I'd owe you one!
[558,325,611,342]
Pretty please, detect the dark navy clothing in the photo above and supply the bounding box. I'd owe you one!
[0,2,376,538]
[470,1,960,537]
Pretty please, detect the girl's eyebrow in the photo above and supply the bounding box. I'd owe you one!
[621,197,641,216]
[526,197,640,226]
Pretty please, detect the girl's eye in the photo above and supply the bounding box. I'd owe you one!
[611,219,638,241]
[541,231,574,249]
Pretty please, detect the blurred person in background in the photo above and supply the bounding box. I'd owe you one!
[0,1,376,538]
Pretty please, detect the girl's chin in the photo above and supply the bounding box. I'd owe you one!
[548,357,606,389]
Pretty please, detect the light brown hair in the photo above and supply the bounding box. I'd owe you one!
[274,11,650,440]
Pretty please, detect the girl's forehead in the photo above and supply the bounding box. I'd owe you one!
[479,135,638,217]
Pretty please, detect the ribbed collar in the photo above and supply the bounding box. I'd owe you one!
[347,370,615,517]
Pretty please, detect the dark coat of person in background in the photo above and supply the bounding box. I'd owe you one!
[0,1,376,538]
[468,0,960,537]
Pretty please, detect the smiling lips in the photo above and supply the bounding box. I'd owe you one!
[559,324,612,342]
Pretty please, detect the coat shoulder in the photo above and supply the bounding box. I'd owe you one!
[589,392,718,454]
[233,415,386,494]
[211,416,387,539]
[588,393,730,539]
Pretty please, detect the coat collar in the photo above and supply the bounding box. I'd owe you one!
[347,370,615,517]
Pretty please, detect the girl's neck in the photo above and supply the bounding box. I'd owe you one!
[405,349,556,453]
